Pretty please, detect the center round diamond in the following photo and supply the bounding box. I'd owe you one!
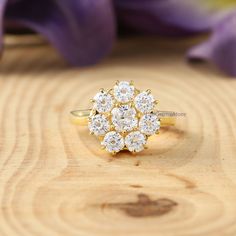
[111,105,138,132]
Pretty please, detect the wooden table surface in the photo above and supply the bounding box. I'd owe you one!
[1,37,236,236]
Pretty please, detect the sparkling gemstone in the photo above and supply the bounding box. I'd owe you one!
[125,131,146,152]
[102,131,124,153]
[114,81,135,103]
[134,91,155,113]
[111,105,138,132]
[93,92,114,113]
[139,114,160,135]
[89,114,110,136]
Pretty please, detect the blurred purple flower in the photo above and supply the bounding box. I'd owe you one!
[188,12,236,76]
[114,0,226,34]
[1,0,236,76]
[1,0,115,66]
[114,0,236,76]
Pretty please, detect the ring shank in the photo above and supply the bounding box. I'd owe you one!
[70,109,176,127]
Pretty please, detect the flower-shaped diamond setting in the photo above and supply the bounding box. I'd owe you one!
[89,81,160,154]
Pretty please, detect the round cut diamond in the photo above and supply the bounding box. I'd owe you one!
[93,92,114,113]
[134,91,155,113]
[111,105,138,132]
[102,131,124,153]
[89,114,110,136]
[139,114,160,135]
[125,131,146,152]
[114,81,135,103]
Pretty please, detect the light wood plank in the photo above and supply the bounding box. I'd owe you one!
[0,37,236,236]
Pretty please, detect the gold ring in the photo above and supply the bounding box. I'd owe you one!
[70,81,177,155]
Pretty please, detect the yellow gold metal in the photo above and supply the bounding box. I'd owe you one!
[70,109,176,127]
[160,116,176,126]
[121,130,126,135]
[70,110,91,126]
[108,88,113,94]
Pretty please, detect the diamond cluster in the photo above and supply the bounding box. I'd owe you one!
[88,81,160,154]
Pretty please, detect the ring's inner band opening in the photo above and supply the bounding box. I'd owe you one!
[70,109,176,127]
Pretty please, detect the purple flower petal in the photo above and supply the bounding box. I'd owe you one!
[188,12,236,76]
[114,0,234,34]
[5,0,115,66]
[0,0,8,51]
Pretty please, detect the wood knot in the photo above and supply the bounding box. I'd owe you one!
[104,193,177,218]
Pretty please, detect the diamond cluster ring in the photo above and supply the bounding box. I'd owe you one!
[70,81,176,155]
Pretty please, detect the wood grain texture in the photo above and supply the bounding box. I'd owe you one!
[1,36,236,236]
